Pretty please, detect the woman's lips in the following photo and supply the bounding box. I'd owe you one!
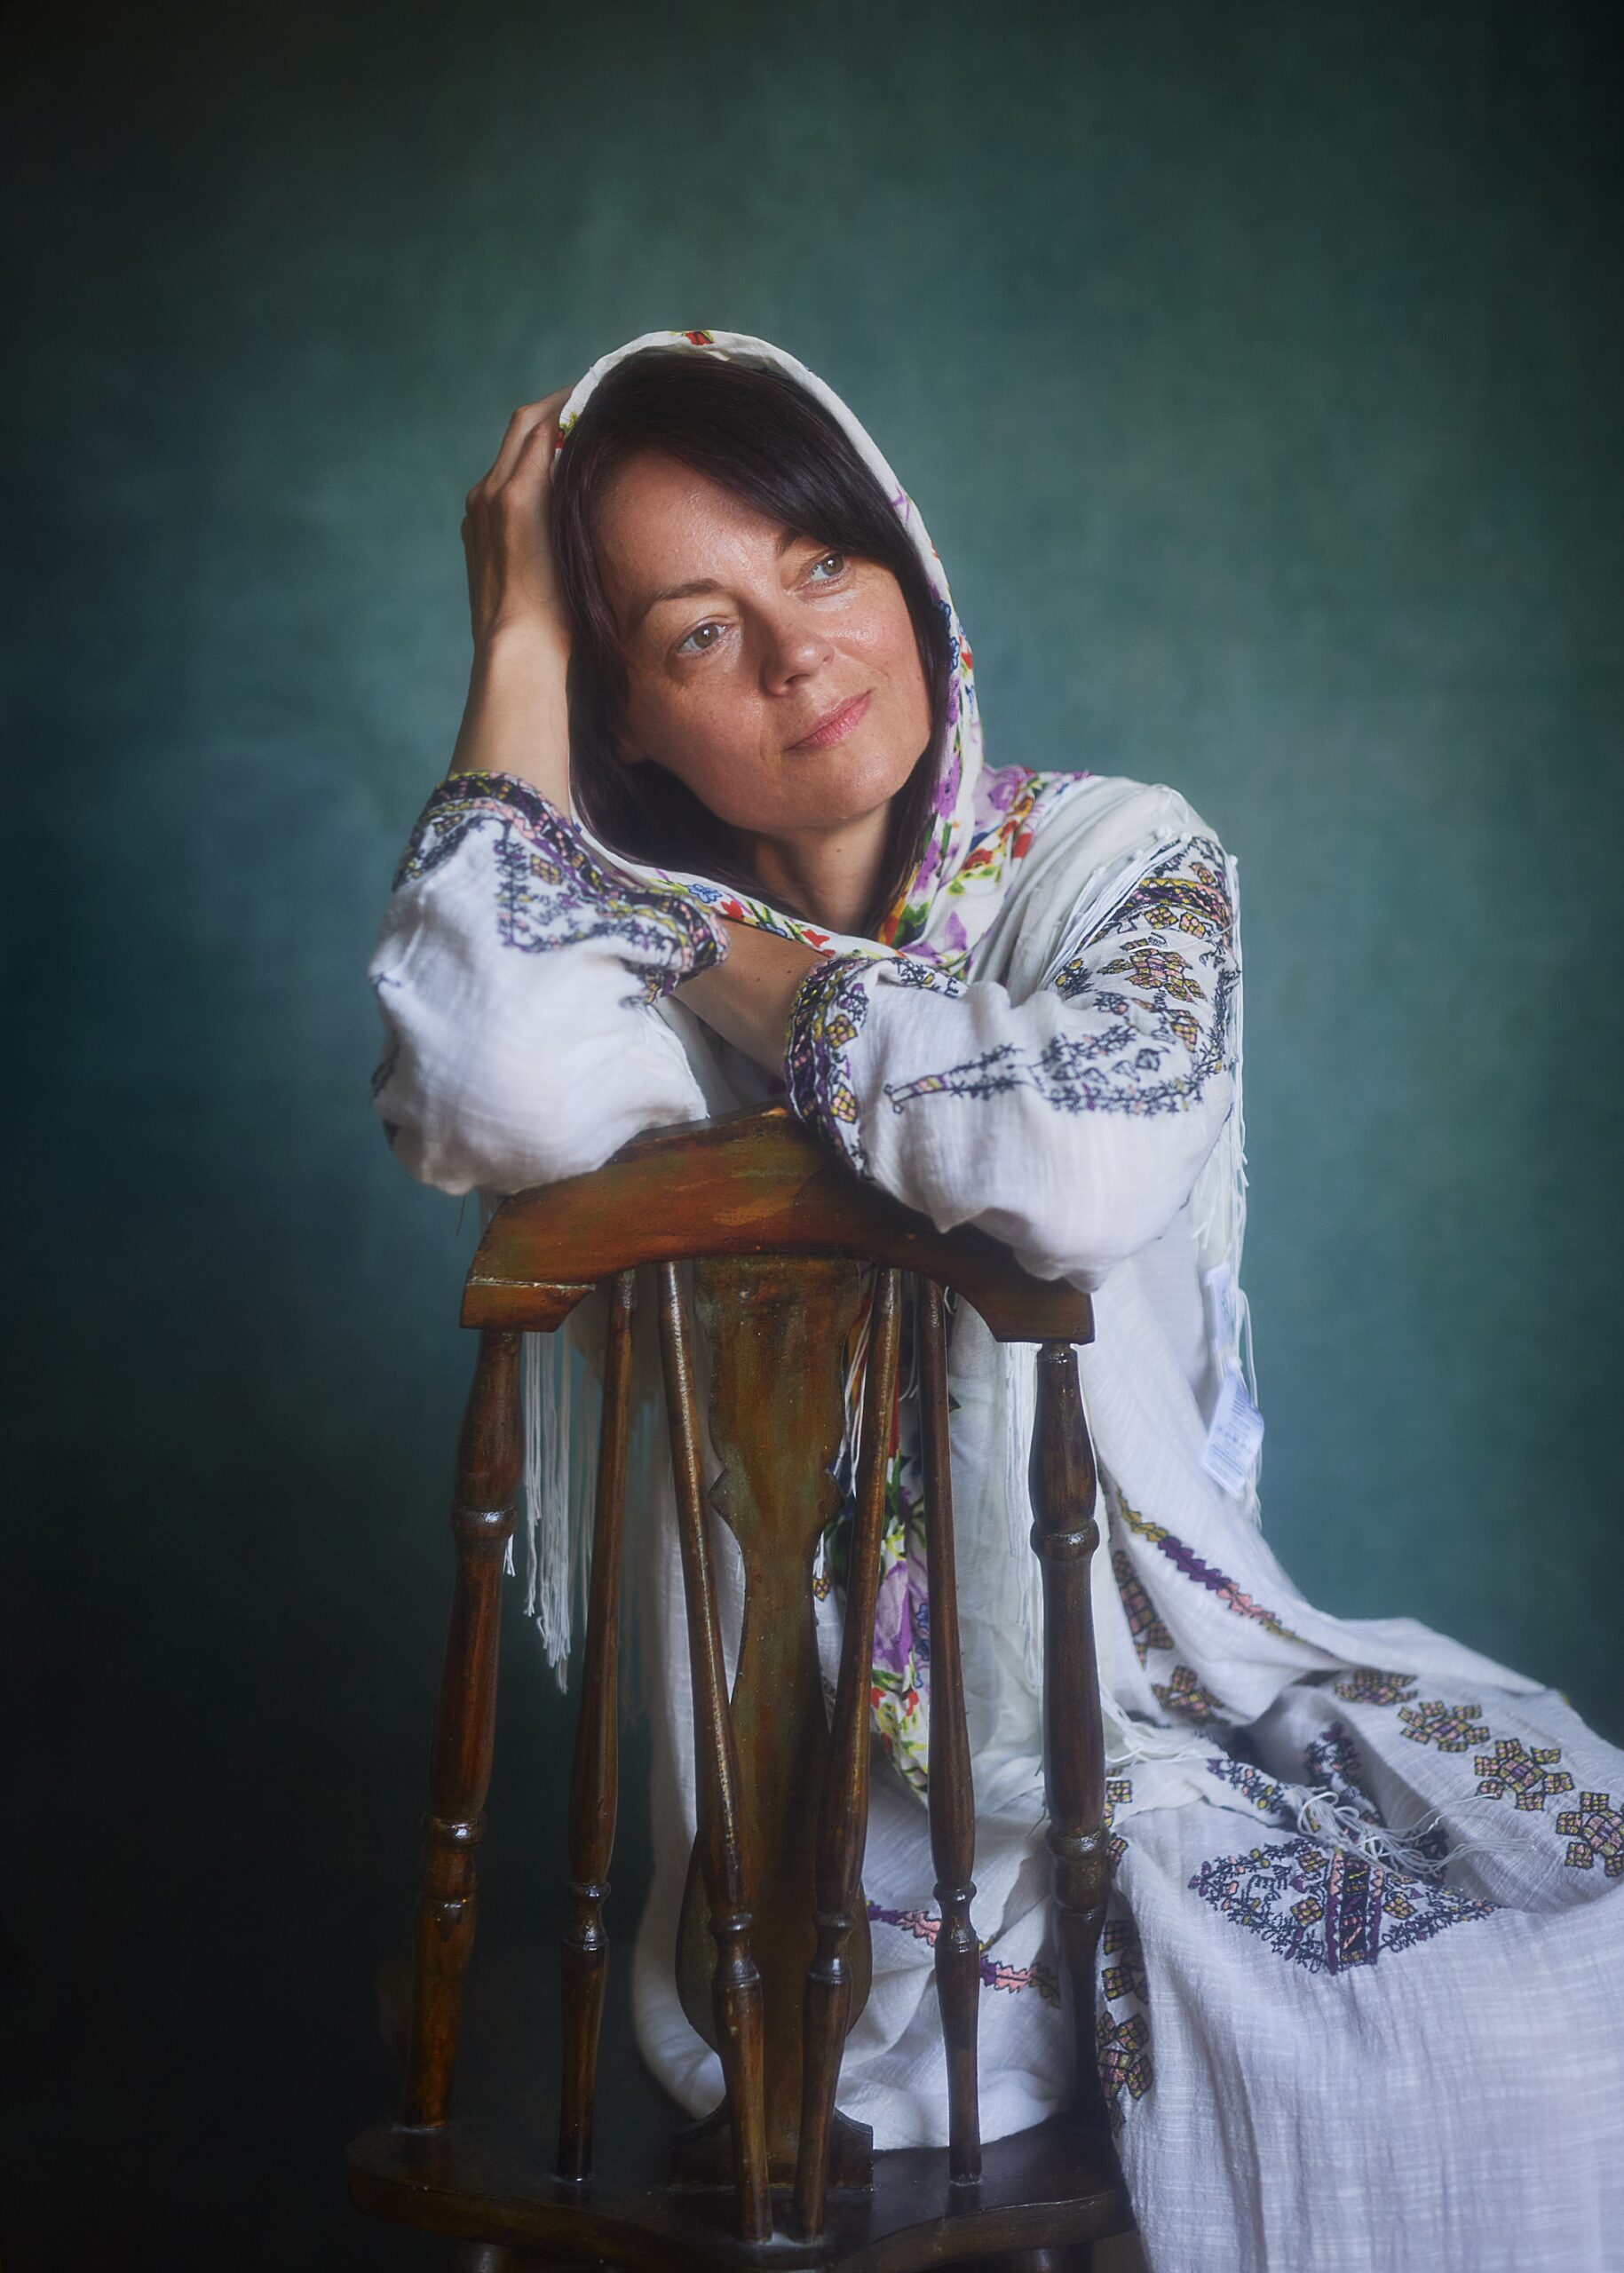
[788,689,872,751]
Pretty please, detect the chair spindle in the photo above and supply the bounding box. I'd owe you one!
[918,1278,983,2183]
[794,1266,903,2240]
[656,1261,772,2244]
[402,1327,522,2127]
[557,1270,637,2182]
[1027,1341,1108,2115]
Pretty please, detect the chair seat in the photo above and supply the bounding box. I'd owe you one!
[350,1946,1132,2271]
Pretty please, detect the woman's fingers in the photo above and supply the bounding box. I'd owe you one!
[503,408,564,506]
[459,385,576,653]
[473,387,573,500]
[484,399,552,492]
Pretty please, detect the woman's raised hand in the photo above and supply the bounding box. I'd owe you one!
[448,390,575,802]
[460,389,574,657]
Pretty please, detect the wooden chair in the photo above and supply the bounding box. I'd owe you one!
[349,1105,1135,2269]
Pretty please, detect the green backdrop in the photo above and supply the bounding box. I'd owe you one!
[6,3,1620,2263]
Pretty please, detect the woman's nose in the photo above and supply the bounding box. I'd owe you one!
[757,609,832,691]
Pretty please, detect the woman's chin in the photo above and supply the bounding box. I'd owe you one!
[783,732,918,820]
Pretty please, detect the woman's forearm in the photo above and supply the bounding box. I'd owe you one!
[449,388,575,804]
[674,919,825,1073]
[448,623,574,808]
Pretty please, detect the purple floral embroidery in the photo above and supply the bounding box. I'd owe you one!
[1206,1755,1294,1824]
[1303,1723,1380,1820]
[1333,1668,1419,1707]
[1557,1793,1624,1877]
[1075,838,1233,957]
[1189,1837,1496,1973]
[1154,1664,1225,1724]
[1113,1549,1173,1665]
[1473,1738,1574,1814]
[884,836,1237,1122]
[912,834,945,893]
[1113,1494,1304,1643]
[932,743,963,816]
[1397,1700,1492,1754]
[979,763,1028,815]
[1096,1913,1155,2135]
[1105,1774,1134,1866]
[785,952,964,1176]
[867,1903,1061,2004]
[871,1556,915,1679]
[884,958,966,995]
[783,953,875,1174]
[1100,1916,1149,2005]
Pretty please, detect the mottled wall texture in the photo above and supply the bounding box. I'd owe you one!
[6,2,1620,2262]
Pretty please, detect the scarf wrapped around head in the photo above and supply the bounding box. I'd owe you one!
[554,327,1041,972]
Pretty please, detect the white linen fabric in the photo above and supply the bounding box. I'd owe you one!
[368,332,1624,2271]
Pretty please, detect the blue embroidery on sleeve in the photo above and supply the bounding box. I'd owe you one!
[883,835,1238,1121]
[394,772,724,1003]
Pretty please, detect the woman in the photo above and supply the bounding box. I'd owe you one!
[369,331,1623,2272]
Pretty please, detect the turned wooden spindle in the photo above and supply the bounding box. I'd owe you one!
[657,1261,772,2245]
[672,1256,874,2188]
[917,1278,983,2183]
[557,1270,637,2182]
[794,1266,903,2241]
[1027,1340,1109,2113]
[402,1328,522,2128]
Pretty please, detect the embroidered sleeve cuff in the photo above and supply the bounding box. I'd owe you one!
[1041,833,1237,1114]
[395,769,727,999]
[782,950,876,1176]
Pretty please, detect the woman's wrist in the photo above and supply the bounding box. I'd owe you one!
[448,622,574,806]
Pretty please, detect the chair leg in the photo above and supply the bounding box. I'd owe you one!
[919,1277,983,2185]
[657,1263,772,2245]
[795,1268,903,2241]
[1027,1342,1110,2119]
[402,1329,522,2128]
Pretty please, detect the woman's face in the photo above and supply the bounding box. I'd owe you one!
[591,451,932,840]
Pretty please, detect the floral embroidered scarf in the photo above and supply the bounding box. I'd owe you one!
[555,328,1047,972]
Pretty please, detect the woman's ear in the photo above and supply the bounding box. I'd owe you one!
[612,729,647,769]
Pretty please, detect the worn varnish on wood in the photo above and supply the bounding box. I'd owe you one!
[353,1105,1132,2269]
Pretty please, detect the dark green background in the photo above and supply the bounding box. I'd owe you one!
[6,3,1620,2264]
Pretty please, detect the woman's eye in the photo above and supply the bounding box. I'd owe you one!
[677,622,725,655]
[808,551,848,582]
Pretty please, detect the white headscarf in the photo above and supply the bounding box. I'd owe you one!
[555,327,1028,973]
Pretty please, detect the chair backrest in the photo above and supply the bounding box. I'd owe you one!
[402,1105,1109,2248]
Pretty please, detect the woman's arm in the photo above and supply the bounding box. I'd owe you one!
[370,397,736,1197]
[673,920,826,1068]
[368,772,725,1196]
[776,834,1239,1284]
[448,390,574,802]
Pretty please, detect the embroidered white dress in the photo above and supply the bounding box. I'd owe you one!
[368,332,1624,2273]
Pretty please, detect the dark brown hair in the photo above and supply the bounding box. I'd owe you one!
[549,348,952,930]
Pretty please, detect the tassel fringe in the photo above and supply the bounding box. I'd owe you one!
[521,1327,574,1691]
[999,1339,1044,1696]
